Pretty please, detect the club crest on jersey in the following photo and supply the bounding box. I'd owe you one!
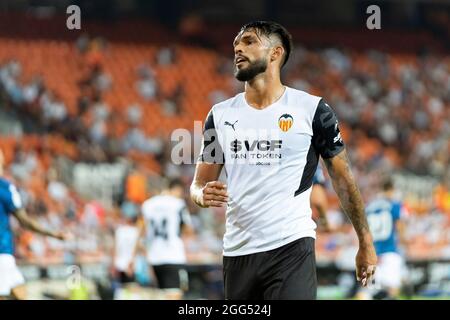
[278,114,293,132]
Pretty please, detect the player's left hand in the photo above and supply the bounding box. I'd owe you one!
[317,217,332,233]
[355,241,377,287]
[54,231,72,241]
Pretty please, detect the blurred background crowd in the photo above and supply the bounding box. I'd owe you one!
[0,0,448,299]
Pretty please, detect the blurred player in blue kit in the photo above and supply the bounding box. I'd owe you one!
[366,178,408,299]
[0,150,66,300]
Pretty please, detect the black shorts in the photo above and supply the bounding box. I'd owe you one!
[223,237,317,300]
[153,264,187,289]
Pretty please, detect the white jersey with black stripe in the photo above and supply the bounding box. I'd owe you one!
[141,195,191,265]
[200,86,345,257]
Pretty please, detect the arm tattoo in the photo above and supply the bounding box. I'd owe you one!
[323,150,370,239]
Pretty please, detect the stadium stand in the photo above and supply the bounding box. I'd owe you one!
[0,13,448,298]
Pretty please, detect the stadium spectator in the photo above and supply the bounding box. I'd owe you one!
[156,46,177,66]
[136,64,158,101]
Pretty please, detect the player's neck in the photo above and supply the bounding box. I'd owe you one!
[244,72,284,109]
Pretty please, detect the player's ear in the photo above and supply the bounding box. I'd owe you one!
[271,45,284,64]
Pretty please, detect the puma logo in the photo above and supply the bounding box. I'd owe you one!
[224,120,238,131]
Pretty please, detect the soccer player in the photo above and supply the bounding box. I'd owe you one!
[366,178,407,299]
[190,21,377,299]
[0,150,66,300]
[111,209,140,285]
[131,178,193,297]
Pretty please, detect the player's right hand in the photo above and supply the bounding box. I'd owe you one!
[54,231,72,241]
[199,181,229,207]
[126,262,134,277]
[109,264,118,278]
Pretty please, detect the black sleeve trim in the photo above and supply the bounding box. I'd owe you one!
[294,144,319,197]
[312,99,345,159]
[198,110,225,164]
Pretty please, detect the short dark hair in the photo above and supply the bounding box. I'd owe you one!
[240,21,293,68]
[168,177,184,190]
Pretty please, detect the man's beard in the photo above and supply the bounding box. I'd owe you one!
[234,58,268,82]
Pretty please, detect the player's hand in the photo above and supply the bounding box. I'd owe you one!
[109,264,118,278]
[53,231,71,241]
[355,240,377,287]
[317,217,332,233]
[127,262,135,277]
[200,181,229,207]
[319,224,332,233]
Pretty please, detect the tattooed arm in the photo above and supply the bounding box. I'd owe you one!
[323,150,371,239]
[323,149,377,286]
[312,99,377,286]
